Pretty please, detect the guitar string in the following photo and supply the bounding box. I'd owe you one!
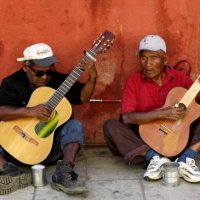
[47,67,84,110]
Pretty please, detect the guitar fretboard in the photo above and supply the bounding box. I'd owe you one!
[47,50,96,111]
[179,75,200,107]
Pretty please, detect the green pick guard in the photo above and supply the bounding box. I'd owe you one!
[35,112,59,138]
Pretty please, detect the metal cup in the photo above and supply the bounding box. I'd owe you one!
[31,164,47,187]
[162,162,180,187]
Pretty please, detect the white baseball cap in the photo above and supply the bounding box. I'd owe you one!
[136,35,166,55]
[17,43,59,67]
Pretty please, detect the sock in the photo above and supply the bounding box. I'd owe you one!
[178,148,198,163]
[145,149,160,161]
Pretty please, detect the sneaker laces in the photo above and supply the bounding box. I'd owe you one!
[185,159,199,172]
[147,156,160,171]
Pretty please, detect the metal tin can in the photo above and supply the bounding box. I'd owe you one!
[31,164,47,187]
[162,162,180,187]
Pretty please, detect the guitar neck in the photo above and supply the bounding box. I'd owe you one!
[47,50,96,111]
[179,75,200,107]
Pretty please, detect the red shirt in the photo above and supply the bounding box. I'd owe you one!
[121,67,193,113]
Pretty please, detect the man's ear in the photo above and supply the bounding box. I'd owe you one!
[163,54,168,65]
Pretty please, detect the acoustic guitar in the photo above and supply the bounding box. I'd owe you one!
[139,76,200,157]
[0,31,115,165]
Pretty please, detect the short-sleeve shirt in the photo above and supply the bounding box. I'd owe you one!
[0,68,84,107]
[121,67,193,113]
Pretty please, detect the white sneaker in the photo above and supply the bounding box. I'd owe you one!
[144,156,170,180]
[178,157,200,183]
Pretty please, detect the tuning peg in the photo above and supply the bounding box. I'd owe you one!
[103,49,108,53]
[83,50,87,55]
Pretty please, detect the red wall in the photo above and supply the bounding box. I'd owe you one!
[0,0,200,145]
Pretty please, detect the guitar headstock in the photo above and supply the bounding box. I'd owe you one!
[90,30,115,55]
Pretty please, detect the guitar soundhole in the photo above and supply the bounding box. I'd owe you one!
[35,111,59,138]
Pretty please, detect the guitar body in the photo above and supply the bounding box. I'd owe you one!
[139,87,200,157]
[0,87,72,165]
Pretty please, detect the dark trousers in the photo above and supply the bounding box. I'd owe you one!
[103,118,200,165]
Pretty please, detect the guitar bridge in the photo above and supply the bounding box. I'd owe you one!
[159,124,175,135]
[13,125,38,146]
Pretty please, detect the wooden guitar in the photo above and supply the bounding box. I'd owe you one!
[0,31,115,165]
[139,76,200,157]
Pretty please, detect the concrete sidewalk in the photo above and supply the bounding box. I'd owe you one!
[0,147,200,200]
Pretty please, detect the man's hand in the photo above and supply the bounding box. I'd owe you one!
[79,60,97,79]
[162,103,187,120]
[28,104,52,121]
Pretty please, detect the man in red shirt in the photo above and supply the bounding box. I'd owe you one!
[103,35,200,183]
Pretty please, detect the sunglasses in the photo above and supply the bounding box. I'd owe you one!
[29,67,54,77]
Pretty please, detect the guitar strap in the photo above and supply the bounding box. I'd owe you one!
[173,60,192,76]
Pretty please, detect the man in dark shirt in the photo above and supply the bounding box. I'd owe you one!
[0,43,97,194]
[103,35,200,183]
